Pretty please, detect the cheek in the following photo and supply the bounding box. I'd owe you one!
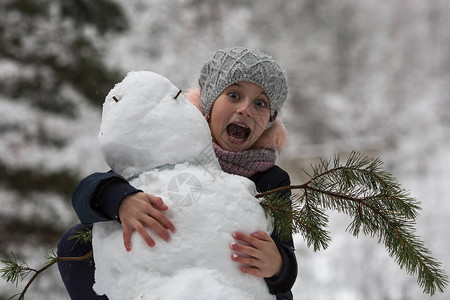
[253,114,270,135]
[209,102,230,131]
[208,115,224,141]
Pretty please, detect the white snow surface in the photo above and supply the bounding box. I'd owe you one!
[98,71,212,179]
[92,71,274,300]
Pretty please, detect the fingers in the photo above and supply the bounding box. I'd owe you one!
[240,266,265,277]
[139,214,171,242]
[122,224,133,252]
[119,192,176,250]
[135,222,156,247]
[230,240,260,259]
[231,252,265,277]
[231,249,271,277]
[250,231,271,241]
[146,194,169,211]
[122,221,156,251]
[144,195,176,233]
[230,231,282,278]
[230,232,265,268]
[231,246,259,265]
[232,231,266,248]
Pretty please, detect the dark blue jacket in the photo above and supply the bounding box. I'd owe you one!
[58,166,297,299]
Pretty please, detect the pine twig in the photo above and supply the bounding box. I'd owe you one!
[256,151,448,295]
[67,224,93,250]
[1,227,94,300]
[1,250,93,300]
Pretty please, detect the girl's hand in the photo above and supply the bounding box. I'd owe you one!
[230,231,282,278]
[118,192,176,251]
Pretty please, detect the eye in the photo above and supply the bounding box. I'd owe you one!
[255,99,268,108]
[228,92,240,100]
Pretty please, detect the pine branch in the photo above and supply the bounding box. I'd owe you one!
[1,251,93,300]
[256,151,448,295]
[260,193,331,251]
[0,228,93,300]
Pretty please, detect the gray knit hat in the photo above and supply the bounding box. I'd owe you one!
[198,47,288,123]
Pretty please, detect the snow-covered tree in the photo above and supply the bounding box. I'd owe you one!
[0,1,127,297]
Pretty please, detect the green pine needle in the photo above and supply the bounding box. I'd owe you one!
[67,224,93,250]
[257,151,448,295]
[0,253,33,288]
[1,248,93,299]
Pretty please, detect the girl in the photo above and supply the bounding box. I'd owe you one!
[58,47,297,299]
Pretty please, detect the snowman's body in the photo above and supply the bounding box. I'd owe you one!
[92,71,274,300]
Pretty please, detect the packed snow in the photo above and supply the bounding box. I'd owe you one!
[92,71,275,300]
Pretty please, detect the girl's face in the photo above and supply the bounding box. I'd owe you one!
[208,81,271,152]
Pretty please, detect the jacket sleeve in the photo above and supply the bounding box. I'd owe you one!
[72,171,141,224]
[252,166,298,296]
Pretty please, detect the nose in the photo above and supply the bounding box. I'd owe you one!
[236,100,253,117]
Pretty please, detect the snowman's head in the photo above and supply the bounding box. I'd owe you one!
[99,71,212,179]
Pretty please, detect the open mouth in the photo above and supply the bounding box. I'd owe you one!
[226,123,250,143]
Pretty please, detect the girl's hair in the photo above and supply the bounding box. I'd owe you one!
[198,47,288,128]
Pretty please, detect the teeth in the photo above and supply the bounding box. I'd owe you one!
[234,123,248,129]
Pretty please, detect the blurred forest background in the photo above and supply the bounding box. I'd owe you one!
[0,0,449,299]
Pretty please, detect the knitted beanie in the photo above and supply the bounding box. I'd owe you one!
[198,47,288,124]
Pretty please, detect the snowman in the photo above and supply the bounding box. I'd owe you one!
[92,71,275,300]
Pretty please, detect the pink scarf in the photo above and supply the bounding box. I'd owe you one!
[212,142,276,178]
